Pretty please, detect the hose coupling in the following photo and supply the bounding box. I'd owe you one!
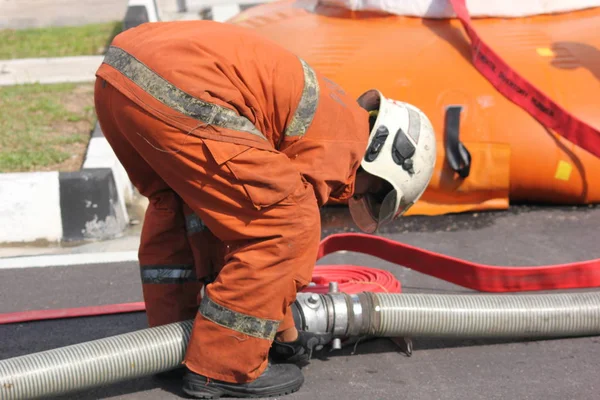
[293,283,379,351]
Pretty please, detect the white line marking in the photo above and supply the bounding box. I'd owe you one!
[0,251,139,270]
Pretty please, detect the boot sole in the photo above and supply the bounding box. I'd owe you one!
[182,375,304,399]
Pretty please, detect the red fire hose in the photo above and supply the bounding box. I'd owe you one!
[0,303,147,325]
[2,232,600,325]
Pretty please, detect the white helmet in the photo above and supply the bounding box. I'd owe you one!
[349,89,437,233]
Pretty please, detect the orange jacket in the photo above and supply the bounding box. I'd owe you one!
[96,20,369,207]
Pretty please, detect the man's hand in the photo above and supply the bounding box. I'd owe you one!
[270,331,333,363]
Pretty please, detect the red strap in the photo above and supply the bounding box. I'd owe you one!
[0,302,146,325]
[448,0,600,159]
[318,233,600,292]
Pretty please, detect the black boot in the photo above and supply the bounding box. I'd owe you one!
[182,363,304,399]
[270,330,332,363]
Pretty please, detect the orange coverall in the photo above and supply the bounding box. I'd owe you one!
[94,20,369,383]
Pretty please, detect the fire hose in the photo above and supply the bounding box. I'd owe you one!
[2,233,600,399]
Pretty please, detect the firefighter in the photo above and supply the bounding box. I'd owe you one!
[94,20,436,399]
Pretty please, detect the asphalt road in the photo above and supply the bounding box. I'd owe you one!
[1,204,599,399]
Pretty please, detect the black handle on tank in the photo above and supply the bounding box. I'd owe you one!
[444,105,471,179]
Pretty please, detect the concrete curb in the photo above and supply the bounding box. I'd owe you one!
[84,123,134,226]
[0,168,127,243]
[59,168,129,241]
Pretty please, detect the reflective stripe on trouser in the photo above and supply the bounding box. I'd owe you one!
[94,79,320,383]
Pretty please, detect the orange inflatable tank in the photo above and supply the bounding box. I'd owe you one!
[228,0,600,216]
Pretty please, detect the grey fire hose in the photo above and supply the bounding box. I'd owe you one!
[2,290,600,400]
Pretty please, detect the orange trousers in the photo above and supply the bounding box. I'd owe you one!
[94,78,321,383]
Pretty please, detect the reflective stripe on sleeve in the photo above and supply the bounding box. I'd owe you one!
[283,58,320,138]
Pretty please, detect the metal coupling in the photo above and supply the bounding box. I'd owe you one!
[294,283,378,350]
[328,282,343,350]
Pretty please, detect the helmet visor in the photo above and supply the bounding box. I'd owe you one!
[348,188,400,234]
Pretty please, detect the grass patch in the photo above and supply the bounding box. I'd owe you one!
[0,21,123,59]
[0,83,96,172]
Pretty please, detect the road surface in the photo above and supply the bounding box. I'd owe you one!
[1,205,599,399]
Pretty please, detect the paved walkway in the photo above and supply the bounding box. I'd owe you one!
[0,56,103,86]
[0,0,269,30]
[0,0,129,29]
